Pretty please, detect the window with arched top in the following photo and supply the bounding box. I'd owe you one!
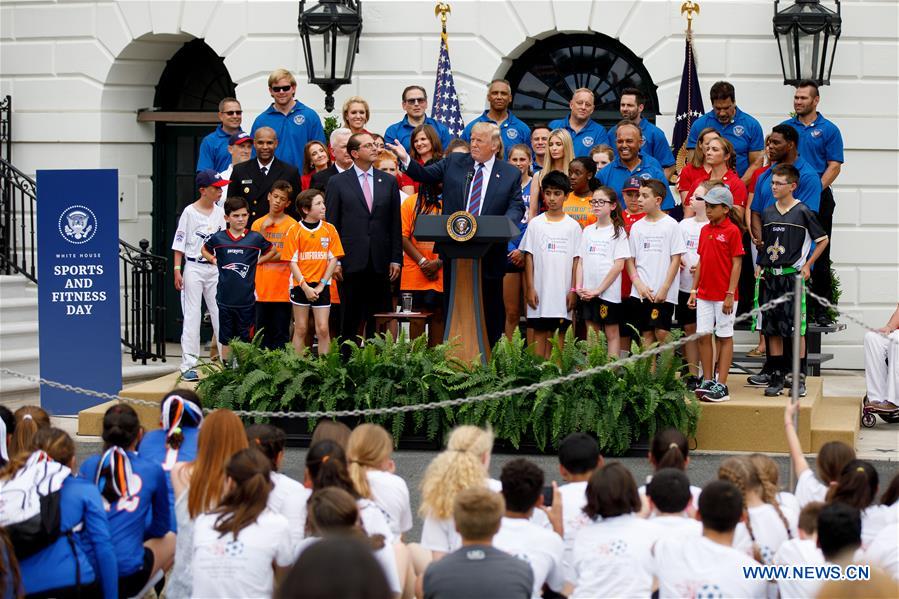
[505,33,660,127]
[154,39,236,110]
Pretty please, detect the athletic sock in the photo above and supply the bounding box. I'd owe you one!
[800,357,808,376]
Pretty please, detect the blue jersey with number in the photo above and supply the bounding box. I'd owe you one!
[204,229,273,307]
[138,427,199,531]
[80,451,171,577]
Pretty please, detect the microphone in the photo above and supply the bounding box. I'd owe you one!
[463,168,474,211]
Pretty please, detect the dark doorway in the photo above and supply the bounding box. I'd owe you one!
[505,33,660,128]
[152,39,236,341]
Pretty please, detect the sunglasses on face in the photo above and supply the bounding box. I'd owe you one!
[404,97,426,105]
[271,85,293,93]
[221,110,242,116]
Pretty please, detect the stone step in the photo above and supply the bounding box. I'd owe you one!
[0,274,37,299]
[0,296,39,321]
[0,347,40,375]
[811,395,861,451]
[0,320,39,350]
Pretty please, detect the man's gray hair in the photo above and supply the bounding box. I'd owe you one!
[330,127,352,146]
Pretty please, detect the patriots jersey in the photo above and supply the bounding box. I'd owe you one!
[204,229,272,307]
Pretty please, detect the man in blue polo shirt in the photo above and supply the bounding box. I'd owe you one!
[782,79,844,324]
[197,97,244,173]
[687,81,764,183]
[608,87,675,180]
[548,88,609,158]
[597,120,676,210]
[461,79,530,159]
[250,68,326,173]
[384,85,453,152]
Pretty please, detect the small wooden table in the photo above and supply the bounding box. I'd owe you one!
[373,311,437,346]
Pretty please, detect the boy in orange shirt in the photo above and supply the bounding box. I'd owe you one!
[400,180,444,343]
[283,189,344,355]
[251,180,298,349]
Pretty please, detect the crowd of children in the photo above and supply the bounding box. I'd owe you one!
[1,401,896,598]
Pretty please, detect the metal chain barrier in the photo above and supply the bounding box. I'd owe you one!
[806,288,891,339]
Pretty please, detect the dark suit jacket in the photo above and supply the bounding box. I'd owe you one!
[325,166,402,275]
[309,164,339,192]
[404,153,524,278]
[229,157,302,221]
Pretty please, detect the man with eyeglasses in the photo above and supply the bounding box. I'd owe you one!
[384,85,453,153]
[197,97,245,173]
[250,68,326,173]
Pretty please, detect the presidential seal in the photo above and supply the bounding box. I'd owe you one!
[59,205,97,244]
[446,210,477,242]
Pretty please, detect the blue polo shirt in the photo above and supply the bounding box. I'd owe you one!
[384,115,453,152]
[548,116,609,157]
[596,154,676,210]
[462,111,531,159]
[686,107,765,176]
[250,100,326,172]
[608,118,675,168]
[782,113,844,177]
[750,156,822,213]
[197,125,242,173]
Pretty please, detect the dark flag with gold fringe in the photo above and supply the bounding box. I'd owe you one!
[672,36,705,174]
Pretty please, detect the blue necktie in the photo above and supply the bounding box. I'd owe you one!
[467,163,484,215]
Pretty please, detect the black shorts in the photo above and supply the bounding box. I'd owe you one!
[676,290,697,326]
[638,300,675,332]
[580,298,622,325]
[527,317,571,332]
[407,289,443,311]
[619,296,642,338]
[219,304,255,344]
[25,581,102,599]
[760,273,806,338]
[118,547,154,599]
[290,283,331,308]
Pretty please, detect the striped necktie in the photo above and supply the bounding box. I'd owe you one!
[467,163,485,215]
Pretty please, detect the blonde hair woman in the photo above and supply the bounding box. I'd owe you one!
[529,129,575,221]
[342,96,371,135]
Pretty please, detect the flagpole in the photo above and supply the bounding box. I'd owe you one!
[435,1,451,43]
[682,1,700,40]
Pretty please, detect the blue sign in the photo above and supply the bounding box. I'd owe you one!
[37,170,121,415]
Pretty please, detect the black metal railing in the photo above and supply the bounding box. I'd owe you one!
[0,157,37,283]
[1,95,10,164]
[120,239,167,364]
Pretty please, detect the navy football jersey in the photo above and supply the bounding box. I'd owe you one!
[204,229,272,306]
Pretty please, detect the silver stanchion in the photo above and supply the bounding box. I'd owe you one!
[788,274,803,490]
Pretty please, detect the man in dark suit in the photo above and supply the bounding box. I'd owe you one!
[388,122,524,345]
[229,127,302,220]
[326,132,403,345]
[309,128,354,192]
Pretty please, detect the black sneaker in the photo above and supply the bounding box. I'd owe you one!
[785,373,806,390]
[765,373,785,397]
[703,382,731,402]
[797,379,807,398]
[747,372,770,387]
[685,375,702,392]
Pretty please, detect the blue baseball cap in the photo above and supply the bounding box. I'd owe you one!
[622,176,642,191]
[196,169,230,188]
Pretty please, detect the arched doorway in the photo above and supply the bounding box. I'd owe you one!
[151,39,236,340]
[505,33,660,127]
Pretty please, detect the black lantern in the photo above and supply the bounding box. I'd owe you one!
[298,0,363,112]
[773,0,841,86]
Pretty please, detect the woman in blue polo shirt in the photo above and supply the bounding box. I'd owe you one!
[81,404,174,599]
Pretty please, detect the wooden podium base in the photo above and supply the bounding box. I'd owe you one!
[444,258,490,364]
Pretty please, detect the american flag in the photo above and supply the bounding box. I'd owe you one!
[672,37,705,173]
[431,34,464,137]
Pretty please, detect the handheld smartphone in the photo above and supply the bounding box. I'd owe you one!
[542,485,553,507]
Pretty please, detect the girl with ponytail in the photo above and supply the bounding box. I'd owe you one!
[191,448,294,598]
[80,404,174,598]
[748,453,800,536]
[138,389,204,527]
[827,459,890,548]
[638,428,702,515]
[718,456,792,566]
[9,406,49,458]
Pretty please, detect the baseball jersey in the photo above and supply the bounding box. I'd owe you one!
[204,229,272,307]
[758,201,826,270]
[251,214,298,302]
[282,220,345,286]
[171,203,226,260]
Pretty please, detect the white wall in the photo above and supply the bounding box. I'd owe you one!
[1,0,896,368]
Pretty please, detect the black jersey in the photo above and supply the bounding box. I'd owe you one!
[204,229,272,307]
[758,200,826,269]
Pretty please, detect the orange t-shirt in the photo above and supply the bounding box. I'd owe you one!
[400,194,443,292]
[282,220,345,287]
[251,214,298,302]
[563,193,597,228]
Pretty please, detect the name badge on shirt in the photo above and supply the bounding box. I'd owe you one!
[241,179,253,184]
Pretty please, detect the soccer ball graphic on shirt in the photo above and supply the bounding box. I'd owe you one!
[695,583,724,599]
[224,539,245,557]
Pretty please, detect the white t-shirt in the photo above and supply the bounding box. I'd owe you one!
[519,213,583,319]
[192,509,293,599]
[639,479,703,514]
[578,223,630,303]
[218,165,233,202]
[571,514,659,598]
[651,535,766,599]
[652,514,703,539]
[864,520,899,580]
[421,480,502,554]
[367,469,413,537]
[267,472,311,549]
[861,503,898,549]
[628,214,686,305]
[358,498,395,544]
[794,469,828,508]
[733,503,793,565]
[295,535,402,594]
[773,537,826,598]
[678,217,705,292]
[171,203,226,260]
[777,491,801,538]
[558,481,591,584]
[493,517,565,598]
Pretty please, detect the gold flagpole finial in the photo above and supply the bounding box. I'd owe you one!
[435,2,451,39]
[681,1,700,37]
